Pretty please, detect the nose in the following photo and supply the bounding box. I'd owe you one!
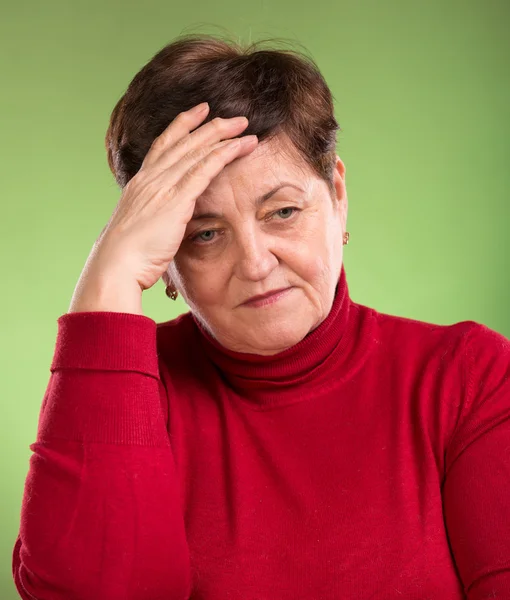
[233,230,279,282]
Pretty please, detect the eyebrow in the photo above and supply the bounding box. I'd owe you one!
[191,182,304,220]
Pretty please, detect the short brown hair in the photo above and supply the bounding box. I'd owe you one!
[105,33,341,198]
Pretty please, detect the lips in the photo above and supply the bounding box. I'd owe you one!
[241,287,292,306]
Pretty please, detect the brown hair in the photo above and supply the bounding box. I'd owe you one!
[105,33,341,198]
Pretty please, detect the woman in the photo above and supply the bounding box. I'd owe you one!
[12,34,510,600]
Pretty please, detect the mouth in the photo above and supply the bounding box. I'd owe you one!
[240,287,294,308]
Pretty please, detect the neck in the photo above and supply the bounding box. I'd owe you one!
[190,263,375,409]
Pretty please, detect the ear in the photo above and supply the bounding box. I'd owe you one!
[332,155,348,229]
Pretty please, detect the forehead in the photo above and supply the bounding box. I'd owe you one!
[199,134,313,202]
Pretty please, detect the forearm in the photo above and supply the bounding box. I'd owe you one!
[12,313,191,600]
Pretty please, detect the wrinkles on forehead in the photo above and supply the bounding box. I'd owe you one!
[193,134,316,218]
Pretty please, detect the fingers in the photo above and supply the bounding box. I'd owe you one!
[151,117,251,180]
[142,103,248,171]
[134,102,257,232]
[168,135,258,211]
[140,104,209,169]
[150,133,256,197]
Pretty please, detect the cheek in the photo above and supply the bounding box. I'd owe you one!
[286,245,329,284]
[174,255,229,305]
[286,226,334,279]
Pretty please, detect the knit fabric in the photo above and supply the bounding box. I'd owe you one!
[13,264,510,599]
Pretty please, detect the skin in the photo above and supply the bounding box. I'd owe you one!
[162,133,348,356]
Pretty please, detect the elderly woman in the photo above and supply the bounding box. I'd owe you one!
[13,34,510,600]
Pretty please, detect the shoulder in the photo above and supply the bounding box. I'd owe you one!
[357,302,509,394]
[367,305,509,456]
[156,309,194,339]
[154,310,212,383]
[458,319,510,366]
[365,301,509,360]
[453,320,510,413]
[155,309,198,360]
[442,320,510,470]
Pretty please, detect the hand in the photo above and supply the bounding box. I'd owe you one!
[93,103,258,292]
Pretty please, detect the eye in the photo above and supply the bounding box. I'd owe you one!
[192,229,217,243]
[190,207,299,244]
[273,207,298,220]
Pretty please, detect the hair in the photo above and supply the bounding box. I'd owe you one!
[105,32,341,199]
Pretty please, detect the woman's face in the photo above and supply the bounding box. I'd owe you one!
[165,135,348,355]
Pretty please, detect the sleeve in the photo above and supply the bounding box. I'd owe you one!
[12,311,192,600]
[443,322,510,599]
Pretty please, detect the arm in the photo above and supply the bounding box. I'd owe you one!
[442,323,510,599]
[12,311,191,600]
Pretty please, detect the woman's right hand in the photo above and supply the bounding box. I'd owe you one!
[88,103,258,293]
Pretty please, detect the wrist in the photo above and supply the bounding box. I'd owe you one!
[68,267,144,316]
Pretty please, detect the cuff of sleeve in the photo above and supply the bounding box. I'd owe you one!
[50,311,160,379]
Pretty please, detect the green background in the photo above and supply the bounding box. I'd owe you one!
[1,0,509,597]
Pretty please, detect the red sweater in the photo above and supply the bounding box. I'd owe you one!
[12,265,510,600]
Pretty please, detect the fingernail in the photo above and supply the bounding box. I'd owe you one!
[193,102,209,114]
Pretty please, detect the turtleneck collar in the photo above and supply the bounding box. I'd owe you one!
[190,263,374,409]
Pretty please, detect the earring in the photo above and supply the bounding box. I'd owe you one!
[165,285,178,300]
[343,231,350,245]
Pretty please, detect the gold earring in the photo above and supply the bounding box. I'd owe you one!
[165,285,178,300]
[343,231,350,245]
